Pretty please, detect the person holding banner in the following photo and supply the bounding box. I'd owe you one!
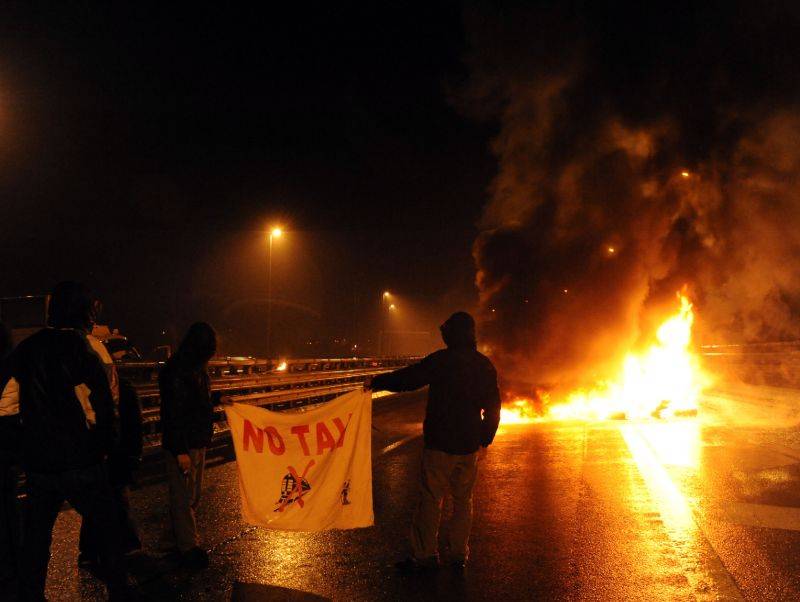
[159,322,217,570]
[368,311,501,571]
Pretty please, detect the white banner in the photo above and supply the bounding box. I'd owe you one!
[224,389,373,531]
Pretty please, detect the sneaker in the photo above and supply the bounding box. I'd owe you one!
[180,547,209,570]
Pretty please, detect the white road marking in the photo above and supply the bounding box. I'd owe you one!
[379,434,420,456]
[622,424,744,601]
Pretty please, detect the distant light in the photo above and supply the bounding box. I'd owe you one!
[607,246,616,255]
[270,227,283,239]
[680,171,690,178]
[388,303,396,311]
[491,308,496,313]
[383,291,391,298]
[524,299,529,303]
[563,289,568,294]
[275,360,288,372]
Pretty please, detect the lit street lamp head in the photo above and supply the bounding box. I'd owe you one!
[270,227,283,240]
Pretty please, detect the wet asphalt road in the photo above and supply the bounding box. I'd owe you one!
[34,385,800,601]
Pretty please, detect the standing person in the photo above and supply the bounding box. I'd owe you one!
[0,323,20,585]
[79,377,143,566]
[9,281,130,600]
[159,322,217,570]
[368,311,501,571]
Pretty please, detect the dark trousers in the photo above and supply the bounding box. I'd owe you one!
[0,460,19,581]
[79,484,141,558]
[19,464,127,601]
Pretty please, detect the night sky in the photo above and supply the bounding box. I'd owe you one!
[0,3,496,356]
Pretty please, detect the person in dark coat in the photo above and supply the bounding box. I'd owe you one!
[8,282,130,600]
[0,322,20,585]
[368,311,501,570]
[159,322,217,570]
[78,378,143,566]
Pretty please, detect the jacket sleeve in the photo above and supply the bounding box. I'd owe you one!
[160,370,191,455]
[0,355,20,456]
[371,355,434,392]
[480,363,501,447]
[0,352,19,417]
[79,342,118,456]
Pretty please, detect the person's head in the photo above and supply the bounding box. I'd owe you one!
[47,281,100,332]
[175,322,217,368]
[0,322,11,360]
[440,311,477,349]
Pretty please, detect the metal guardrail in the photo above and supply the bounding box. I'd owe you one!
[120,356,419,449]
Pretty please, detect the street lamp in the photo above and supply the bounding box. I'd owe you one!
[379,291,397,356]
[267,227,283,359]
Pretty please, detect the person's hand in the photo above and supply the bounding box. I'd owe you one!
[177,453,191,474]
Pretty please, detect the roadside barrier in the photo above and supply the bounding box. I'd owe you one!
[117,356,419,451]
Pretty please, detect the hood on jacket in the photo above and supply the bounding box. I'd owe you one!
[440,311,477,349]
[47,281,100,332]
[175,322,217,368]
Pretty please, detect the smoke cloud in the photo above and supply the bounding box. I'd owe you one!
[464,2,800,393]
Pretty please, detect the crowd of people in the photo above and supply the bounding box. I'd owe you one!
[0,281,218,600]
[0,281,502,600]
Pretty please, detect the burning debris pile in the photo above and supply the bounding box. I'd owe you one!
[463,2,800,420]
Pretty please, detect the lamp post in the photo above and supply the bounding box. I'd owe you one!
[379,291,395,356]
[267,227,282,359]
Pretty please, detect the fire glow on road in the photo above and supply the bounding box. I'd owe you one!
[621,421,743,600]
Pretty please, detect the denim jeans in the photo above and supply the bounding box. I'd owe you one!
[163,448,206,552]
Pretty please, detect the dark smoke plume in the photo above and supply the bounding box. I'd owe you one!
[464,2,800,394]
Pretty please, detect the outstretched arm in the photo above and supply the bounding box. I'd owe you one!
[370,356,434,393]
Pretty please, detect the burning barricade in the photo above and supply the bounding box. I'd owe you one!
[500,294,709,424]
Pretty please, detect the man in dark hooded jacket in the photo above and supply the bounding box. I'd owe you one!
[159,322,217,570]
[7,282,129,599]
[369,311,501,570]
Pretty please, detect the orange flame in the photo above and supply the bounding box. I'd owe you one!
[500,293,708,423]
[500,398,541,424]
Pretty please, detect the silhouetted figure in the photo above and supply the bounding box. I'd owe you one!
[370,311,501,570]
[79,378,143,565]
[159,322,217,570]
[0,322,20,585]
[8,281,130,599]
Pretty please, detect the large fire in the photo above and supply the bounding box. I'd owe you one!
[501,294,709,423]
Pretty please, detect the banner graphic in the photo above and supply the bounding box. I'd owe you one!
[225,389,373,531]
